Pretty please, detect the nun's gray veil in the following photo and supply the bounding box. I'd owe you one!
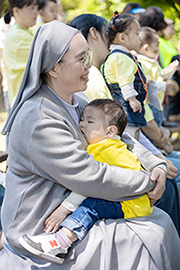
[2,20,78,134]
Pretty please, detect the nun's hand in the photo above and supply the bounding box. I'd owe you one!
[147,167,166,207]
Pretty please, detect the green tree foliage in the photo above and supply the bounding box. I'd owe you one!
[62,0,127,22]
[61,0,180,52]
[0,0,5,17]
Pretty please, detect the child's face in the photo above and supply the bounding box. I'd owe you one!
[39,1,58,23]
[162,23,175,40]
[123,20,141,51]
[15,2,38,29]
[145,34,159,60]
[79,106,109,144]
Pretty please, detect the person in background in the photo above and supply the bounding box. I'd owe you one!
[121,2,145,22]
[2,0,38,109]
[0,20,180,270]
[0,15,15,114]
[164,54,180,122]
[0,0,38,249]
[140,6,177,68]
[158,18,177,68]
[32,0,58,33]
[70,14,112,101]
[140,6,167,34]
[136,27,180,219]
[102,12,148,140]
[137,26,176,129]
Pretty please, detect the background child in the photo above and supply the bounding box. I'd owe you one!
[19,99,166,264]
[137,26,176,127]
[139,6,176,68]
[121,3,146,22]
[32,0,58,33]
[164,55,180,122]
[102,12,148,140]
[3,0,38,109]
[158,18,177,68]
[137,26,177,154]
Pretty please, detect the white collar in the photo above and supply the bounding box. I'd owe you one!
[97,135,121,143]
[136,53,158,64]
[109,44,129,53]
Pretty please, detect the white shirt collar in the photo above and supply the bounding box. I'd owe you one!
[98,135,121,143]
[109,44,129,53]
[136,53,158,64]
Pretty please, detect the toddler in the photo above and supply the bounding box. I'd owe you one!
[18,99,164,264]
[32,0,58,33]
[102,12,148,140]
[137,26,177,126]
[165,55,180,122]
[137,26,177,154]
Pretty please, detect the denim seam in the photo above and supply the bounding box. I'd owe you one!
[66,216,88,234]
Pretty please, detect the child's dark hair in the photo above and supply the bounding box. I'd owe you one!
[108,12,136,43]
[4,0,38,24]
[139,26,157,47]
[70,14,107,41]
[140,6,167,33]
[37,0,57,10]
[86,99,127,137]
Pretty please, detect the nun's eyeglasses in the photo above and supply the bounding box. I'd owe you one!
[60,50,92,68]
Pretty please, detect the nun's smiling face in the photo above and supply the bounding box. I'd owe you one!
[49,32,91,104]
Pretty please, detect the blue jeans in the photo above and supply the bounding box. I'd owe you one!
[155,178,180,235]
[166,151,180,193]
[60,198,124,241]
[60,181,180,240]
[149,104,164,127]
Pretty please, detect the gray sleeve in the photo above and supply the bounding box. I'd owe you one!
[28,119,155,202]
[122,133,167,172]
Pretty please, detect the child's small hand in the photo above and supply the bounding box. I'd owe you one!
[44,205,72,233]
[128,96,142,113]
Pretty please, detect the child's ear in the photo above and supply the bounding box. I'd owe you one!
[39,9,43,17]
[13,7,19,16]
[138,43,148,54]
[143,44,149,52]
[118,33,126,44]
[89,27,98,40]
[106,125,118,138]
